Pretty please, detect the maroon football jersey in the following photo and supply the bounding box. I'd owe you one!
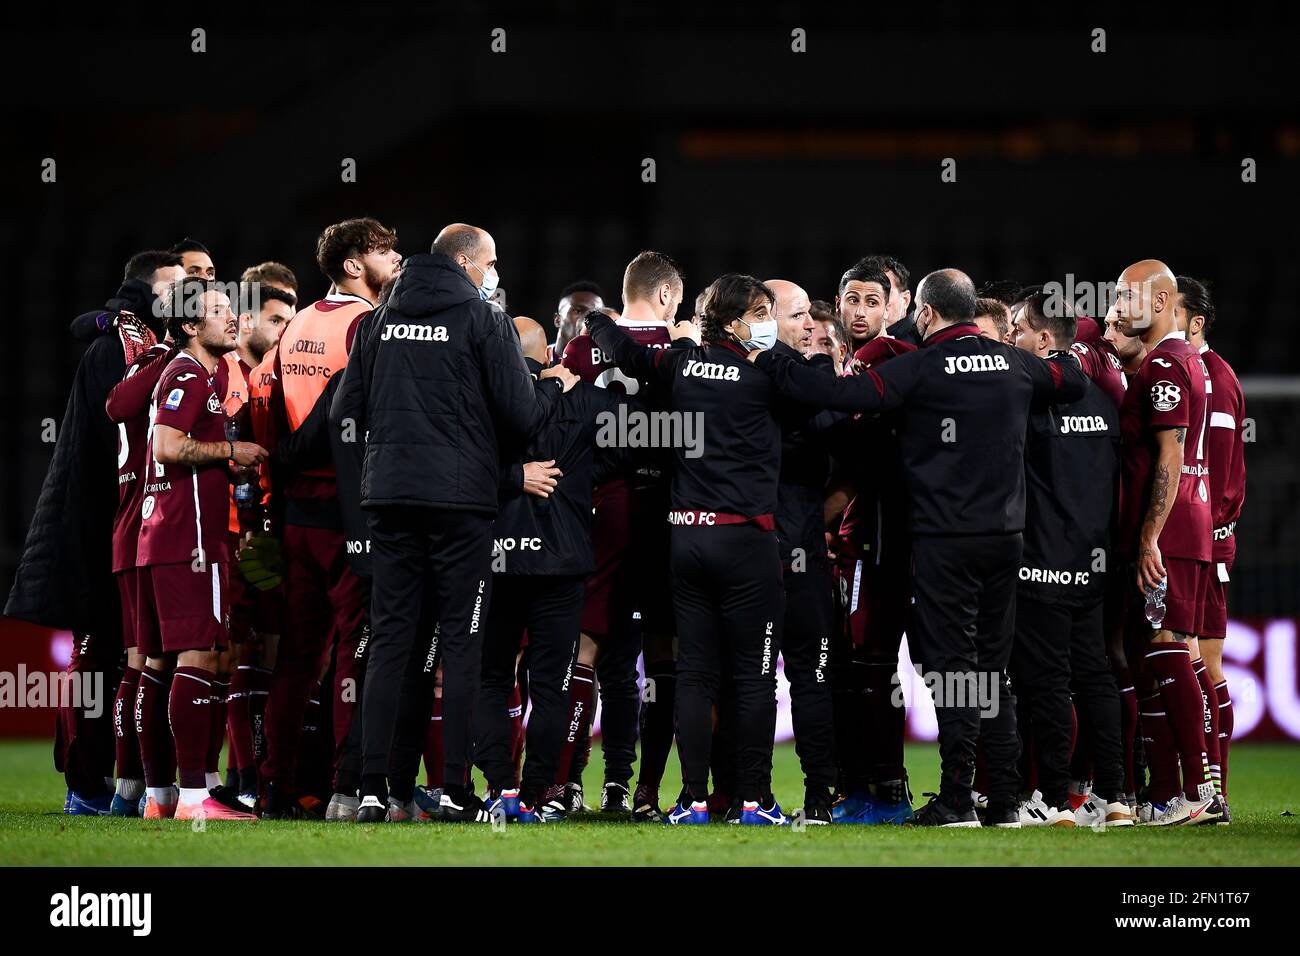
[564,318,676,492]
[836,336,915,563]
[1200,345,1246,563]
[137,351,233,567]
[1070,335,1125,410]
[1118,332,1212,561]
[562,318,674,391]
[108,344,171,572]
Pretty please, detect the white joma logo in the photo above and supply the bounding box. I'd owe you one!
[1061,415,1108,434]
[50,886,151,936]
[381,323,449,342]
[943,354,1009,374]
[682,359,740,381]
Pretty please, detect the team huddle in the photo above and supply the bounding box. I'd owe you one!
[11,215,1245,830]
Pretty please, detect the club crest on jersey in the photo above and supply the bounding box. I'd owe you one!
[1150,381,1181,412]
[163,387,184,411]
[943,354,1009,375]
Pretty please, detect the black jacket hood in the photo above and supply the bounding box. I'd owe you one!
[69,278,160,341]
[386,253,480,318]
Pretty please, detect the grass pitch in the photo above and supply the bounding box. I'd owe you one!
[1,740,1297,866]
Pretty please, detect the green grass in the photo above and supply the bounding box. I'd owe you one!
[1,740,1297,866]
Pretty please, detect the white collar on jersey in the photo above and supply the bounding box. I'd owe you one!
[324,289,374,307]
[1155,329,1186,347]
[1198,343,1211,354]
[615,318,668,329]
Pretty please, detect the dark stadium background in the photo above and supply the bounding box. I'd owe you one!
[1,4,1297,735]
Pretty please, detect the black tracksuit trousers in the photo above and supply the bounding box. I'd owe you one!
[364,506,493,795]
[910,532,1022,810]
[671,524,784,804]
[1012,595,1124,806]
[781,557,837,792]
[475,575,583,803]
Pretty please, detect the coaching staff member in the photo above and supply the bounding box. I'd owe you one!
[337,223,577,822]
[754,269,1086,828]
[1009,293,1130,828]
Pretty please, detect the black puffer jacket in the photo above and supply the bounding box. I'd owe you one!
[341,253,562,514]
[6,280,162,629]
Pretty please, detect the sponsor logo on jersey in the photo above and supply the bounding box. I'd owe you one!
[163,387,184,411]
[176,372,198,382]
[681,359,741,381]
[943,353,1010,375]
[206,394,222,414]
[286,337,326,355]
[1060,415,1109,434]
[140,495,155,520]
[380,322,449,342]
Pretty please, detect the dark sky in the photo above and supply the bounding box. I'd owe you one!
[3,1,1298,605]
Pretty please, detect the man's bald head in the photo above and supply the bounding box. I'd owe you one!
[1115,259,1178,343]
[765,278,814,350]
[914,268,977,339]
[513,316,550,366]
[433,223,498,292]
[432,223,486,260]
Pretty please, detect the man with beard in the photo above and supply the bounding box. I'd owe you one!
[259,218,401,818]
[136,278,267,820]
[219,282,296,806]
[7,250,184,814]
[836,263,891,354]
[860,254,917,346]
[1114,261,1221,826]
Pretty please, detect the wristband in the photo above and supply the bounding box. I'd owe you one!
[228,440,235,460]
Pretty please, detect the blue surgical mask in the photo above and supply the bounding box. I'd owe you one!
[467,258,499,301]
[737,317,778,352]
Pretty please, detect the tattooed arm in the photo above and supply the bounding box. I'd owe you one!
[1136,426,1186,591]
[153,424,267,468]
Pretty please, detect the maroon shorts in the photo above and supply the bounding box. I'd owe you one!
[116,568,142,650]
[581,481,673,640]
[833,554,910,652]
[1199,560,1232,640]
[1159,556,1212,638]
[136,561,230,657]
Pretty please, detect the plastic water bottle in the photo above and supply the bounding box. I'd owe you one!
[1144,576,1168,627]
[225,418,255,510]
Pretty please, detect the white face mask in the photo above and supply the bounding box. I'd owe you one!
[736,317,778,352]
[466,258,499,301]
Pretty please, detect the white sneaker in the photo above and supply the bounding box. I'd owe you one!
[1076,796,1134,829]
[1105,799,1135,827]
[1075,796,1105,829]
[1187,795,1224,826]
[1017,794,1053,826]
[1145,795,1210,826]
